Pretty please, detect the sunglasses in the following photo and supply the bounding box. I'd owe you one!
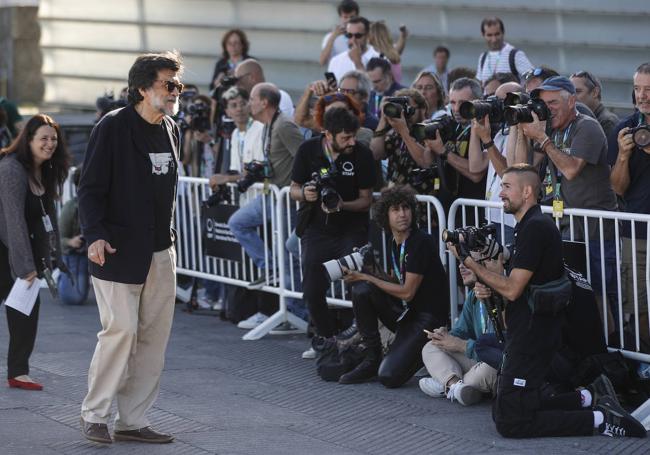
[345,32,365,39]
[571,71,599,89]
[523,67,545,81]
[156,79,184,94]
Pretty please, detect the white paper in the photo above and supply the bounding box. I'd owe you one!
[4,278,42,316]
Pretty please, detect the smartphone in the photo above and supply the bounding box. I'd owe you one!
[324,72,337,90]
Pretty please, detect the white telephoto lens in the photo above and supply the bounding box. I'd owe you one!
[323,259,344,281]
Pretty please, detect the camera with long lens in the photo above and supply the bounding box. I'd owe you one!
[459,96,504,123]
[504,98,550,126]
[202,184,232,207]
[236,160,269,193]
[383,96,416,119]
[311,167,341,211]
[630,124,650,148]
[503,91,530,107]
[409,166,439,188]
[323,243,375,281]
[411,115,458,143]
[442,223,510,261]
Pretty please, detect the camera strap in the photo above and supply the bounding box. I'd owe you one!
[261,110,280,193]
[38,197,58,255]
[391,239,407,285]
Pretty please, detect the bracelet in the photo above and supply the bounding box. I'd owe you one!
[373,128,389,138]
[482,140,494,150]
[539,137,551,151]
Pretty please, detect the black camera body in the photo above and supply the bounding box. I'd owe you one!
[409,166,439,188]
[311,168,341,211]
[237,160,269,193]
[443,223,510,261]
[383,96,416,119]
[411,115,458,143]
[504,98,550,125]
[187,102,211,132]
[459,96,504,123]
[203,185,232,207]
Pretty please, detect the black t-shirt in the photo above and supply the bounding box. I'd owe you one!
[392,229,448,323]
[506,205,564,356]
[136,115,177,251]
[292,135,375,234]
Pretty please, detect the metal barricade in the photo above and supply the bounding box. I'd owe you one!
[448,198,650,364]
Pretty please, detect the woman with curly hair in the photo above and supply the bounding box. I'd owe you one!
[0,114,70,390]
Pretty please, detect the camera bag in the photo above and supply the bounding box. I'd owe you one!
[526,272,572,316]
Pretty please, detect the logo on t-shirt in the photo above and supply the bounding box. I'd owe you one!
[341,161,355,176]
[149,153,173,175]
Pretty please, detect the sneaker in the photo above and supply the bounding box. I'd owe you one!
[597,395,647,438]
[237,312,268,329]
[419,377,445,398]
[338,321,358,341]
[212,299,224,311]
[587,374,619,409]
[247,273,277,290]
[447,380,483,406]
[302,347,316,359]
[269,322,302,335]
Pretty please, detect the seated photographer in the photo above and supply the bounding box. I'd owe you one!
[56,167,90,306]
[340,185,449,387]
[289,107,375,342]
[460,163,645,439]
[424,77,487,224]
[420,259,498,404]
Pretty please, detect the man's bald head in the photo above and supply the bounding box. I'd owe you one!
[495,82,522,100]
[235,59,264,91]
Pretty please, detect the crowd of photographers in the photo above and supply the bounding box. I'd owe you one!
[75,0,650,439]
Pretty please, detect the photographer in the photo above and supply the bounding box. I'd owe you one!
[290,107,375,341]
[340,185,449,387]
[458,164,645,438]
[420,260,498,405]
[181,94,218,177]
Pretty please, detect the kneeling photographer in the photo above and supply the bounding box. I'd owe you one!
[290,107,375,341]
[340,186,449,387]
[458,164,646,439]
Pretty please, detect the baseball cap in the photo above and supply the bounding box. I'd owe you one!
[531,76,576,98]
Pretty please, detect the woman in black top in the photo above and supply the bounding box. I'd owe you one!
[0,114,70,390]
[209,29,251,91]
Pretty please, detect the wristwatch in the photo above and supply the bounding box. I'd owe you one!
[482,140,495,150]
[208,139,216,148]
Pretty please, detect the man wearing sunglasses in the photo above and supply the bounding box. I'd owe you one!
[319,0,360,66]
[79,51,183,444]
[327,16,379,82]
[570,71,619,138]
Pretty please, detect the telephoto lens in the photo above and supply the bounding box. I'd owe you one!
[458,97,503,122]
[322,244,373,281]
[383,102,403,119]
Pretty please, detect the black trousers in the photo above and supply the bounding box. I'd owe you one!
[301,227,368,338]
[5,297,41,379]
[352,282,437,388]
[493,350,594,438]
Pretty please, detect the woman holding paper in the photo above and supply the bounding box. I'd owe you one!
[0,114,70,390]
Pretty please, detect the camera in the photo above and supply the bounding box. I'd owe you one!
[459,96,504,123]
[187,102,211,132]
[411,115,457,143]
[409,166,439,188]
[311,167,341,211]
[442,223,510,261]
[236,160,269,193]
[383,96,416,119]
[503,91,530,107]
[504,98,550,125]
[202,185,232,207]
[630,124,650,148]
[323,243,374,281]
[95,92,127,120]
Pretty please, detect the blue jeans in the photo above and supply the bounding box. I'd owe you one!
[57,253,90,305]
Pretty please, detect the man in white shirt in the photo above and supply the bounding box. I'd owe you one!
[475,17,533,86]
[319,0,359,66]
[327,16,379,82]
[234,59,294,118]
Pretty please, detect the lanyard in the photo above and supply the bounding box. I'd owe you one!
[38,196,58,253]
[374,94,382,117]
[391,239,407,285]
[235,118,253,166]
[545,119,576,197]
[262,110,280,161]
[552,120,574,150]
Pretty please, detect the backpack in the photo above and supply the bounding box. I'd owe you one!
[479,48,520,79]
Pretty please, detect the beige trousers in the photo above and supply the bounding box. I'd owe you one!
[422,342,497,394]
[81,247,176,430]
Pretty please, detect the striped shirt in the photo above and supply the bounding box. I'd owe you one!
[475,42,533,83]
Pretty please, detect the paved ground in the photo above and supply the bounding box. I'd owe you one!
[1,291,649,455]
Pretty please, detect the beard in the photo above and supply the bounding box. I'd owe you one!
[152,94,179,116]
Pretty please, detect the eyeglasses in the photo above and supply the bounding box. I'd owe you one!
[571,71,599,90]
[337,87,358,95]
[523,67,545,81]
[414,84,436,91]
[345,32,365,39]
[156,79,184,94]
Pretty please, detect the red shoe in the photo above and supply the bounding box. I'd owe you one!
[8,377,43,391]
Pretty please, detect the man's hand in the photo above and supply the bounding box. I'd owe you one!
[349,42,363,66]
[88,239,117,266]
[311,80,330,97]
[520,111,547,143]
[429,330,465,353]
[472,116,492,144]
[303,184,319,202]
[209,174,230,190]
[473,282,492,300]
[68,234,84,249]
[333,24,346,37]
[193,130,212,144]
[617,127,636,160]
[385,111,409,137]
[484,254,505,275]
[424,131,446,156]
[342,267,370,283]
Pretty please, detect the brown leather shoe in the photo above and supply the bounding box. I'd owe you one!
[80,417,112,444]
[113,426,174,443]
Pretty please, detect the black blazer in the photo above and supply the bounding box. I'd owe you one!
[78,104,180,284]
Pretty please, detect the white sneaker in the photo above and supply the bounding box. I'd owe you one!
[237,312,268,329]
[302,347,316,359]
[419,377,446,398]
[446,380,483,406]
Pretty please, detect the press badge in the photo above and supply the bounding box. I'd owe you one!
[396,305,409,323]
[513,378,526,387]
[545,185,553,195]
[434,178,440,191]
[552,199,564,218]
[42,215,54,233]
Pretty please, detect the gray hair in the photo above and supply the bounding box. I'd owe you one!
[450,77,482,100]
[340,70,372,98]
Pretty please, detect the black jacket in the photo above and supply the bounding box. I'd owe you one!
[78,104,180,284]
